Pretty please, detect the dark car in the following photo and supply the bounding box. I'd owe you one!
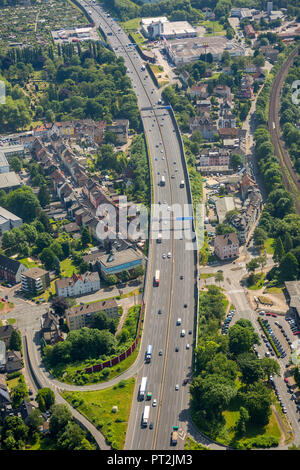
[175,346,179,352]
[183,379,188,385]
[158,309,162,314]
[184,304,187,308]
[149,422,154,429]
[188,330,192,335]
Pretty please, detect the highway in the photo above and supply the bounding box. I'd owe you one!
[78,1,198,450]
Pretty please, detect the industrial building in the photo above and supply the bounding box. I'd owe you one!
[0,206,23,234]
[142,18,197,39]
[164,36,245,66]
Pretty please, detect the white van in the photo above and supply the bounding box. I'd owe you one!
[177,318,181,325]
[181,329,185,337]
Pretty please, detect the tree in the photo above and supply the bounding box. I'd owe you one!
[236,352,264,384]
[10,157,22,173]
[119,270,130,282]
[236,406,249,436]
[27,408,44,434]
[53,256,61,276]
[37,388,55,412]
[283,232,293,252]
[40,247,56,270]
[273,237,285,264]
[36,232,53,253]
[230,153,243,170]
[81,227,91,248]
[257,254,267,272]
[253,227,267,247]
[130,265,145,278]
[228,320,259,356]
[51,296,69,316]
[57,422,88,450]
[38,184,51,208]
[9,329,22,352]
[239,380,272,426]
[92,311,117,334]
[6,187,41,222]
[215,224,236,235]
[246,258,259,273]
[1,416,29,449]
[49,404,72,437]
[279,252,298,281]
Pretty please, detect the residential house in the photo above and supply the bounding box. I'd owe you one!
[213,85,232,101]
[259,46,279,63]
[0,325,15,348]
[106,120,129,145]
[244,24,256,39]
[0,340,5,372]
[189,116,218,141]
[214,232,239,260]
[40,311,63,345]
[190,83,209,99]
[55,272,101,298]
[5,350,23,373]
[0,254,28,284]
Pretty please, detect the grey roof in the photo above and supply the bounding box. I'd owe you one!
[0,172,21,189]
[0,254,25,274]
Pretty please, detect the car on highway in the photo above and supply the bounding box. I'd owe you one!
[153,399,157,407]
[162,253,166,259]
[158,309,162,314]
[175,347,179,352]
[159,349,163,356]
[167,252,171,258]
[181,330,185,337]
[183,379,188,385]
[180,275,184,279]
[149,421,154,429]
[175,384,179,391]
[189,330,192,335]
[186,344,190,349]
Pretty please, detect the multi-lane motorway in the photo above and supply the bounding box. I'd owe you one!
[78,1,198,450]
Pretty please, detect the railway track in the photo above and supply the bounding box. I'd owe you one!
[268,46,300,214]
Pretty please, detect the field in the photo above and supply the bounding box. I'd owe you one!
[0,0,86,52]
[61,377,136,449]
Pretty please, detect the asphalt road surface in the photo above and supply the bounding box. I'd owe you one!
[78,1,198,450]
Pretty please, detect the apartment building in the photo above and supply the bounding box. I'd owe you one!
[21,267,50,295]
[55,272,100,298]
[214,232,239,260]
[66,299,119,331]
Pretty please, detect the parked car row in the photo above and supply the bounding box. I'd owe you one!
[274,321,294,352]
[262,320,287,358]
[286,317,300,336]
[221,310,235,335]
[269,376,288,414]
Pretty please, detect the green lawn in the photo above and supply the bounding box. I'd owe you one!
[201,20,226,36]
[200,273,215,279]
[6,318,16,325]
[60,258,79,277]
[264,238,275,255]
[131,31,146,46]
[61,377,136,449]
[19,257,40,268]
[121,17,141,33]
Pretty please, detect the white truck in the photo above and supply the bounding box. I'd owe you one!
[142,405,150,427]
[139,376,148,400]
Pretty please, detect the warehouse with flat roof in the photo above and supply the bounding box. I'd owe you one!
[165,36,245,65]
